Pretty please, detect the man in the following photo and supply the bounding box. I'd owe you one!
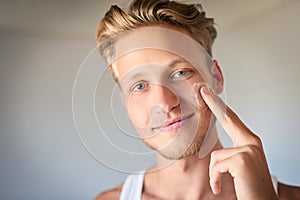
[94,0,300,199]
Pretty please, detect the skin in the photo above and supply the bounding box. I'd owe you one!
[117,48,214,160]
[95,25,300,200]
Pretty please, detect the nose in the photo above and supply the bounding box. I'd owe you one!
[150,84,180,113]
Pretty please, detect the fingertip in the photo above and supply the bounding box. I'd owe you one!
[192,82,206,106]
[210,179,221,195]
[200,85,210,96]
[211,183,221,195]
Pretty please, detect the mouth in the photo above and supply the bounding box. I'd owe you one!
[152,113,194,132]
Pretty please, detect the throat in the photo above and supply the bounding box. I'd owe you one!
[144,154,212,199]
[142,141,235,199]
[143,170,235,200]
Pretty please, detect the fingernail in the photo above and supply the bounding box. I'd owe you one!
[203,86,210,95]
[192,82,204,91]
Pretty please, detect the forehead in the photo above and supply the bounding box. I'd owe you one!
[110,26,212,82]
[113,49,185,80]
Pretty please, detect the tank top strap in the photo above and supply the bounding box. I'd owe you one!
[271,175,278,196]
[120,171,145,200]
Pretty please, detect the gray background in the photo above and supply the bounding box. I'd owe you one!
[0,0,299,199]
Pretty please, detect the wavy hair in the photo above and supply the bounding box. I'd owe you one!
[95,0,217,78]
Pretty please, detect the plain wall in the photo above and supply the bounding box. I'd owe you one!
[0,0,299,199]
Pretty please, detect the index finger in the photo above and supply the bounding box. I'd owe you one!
[199,85,260,147]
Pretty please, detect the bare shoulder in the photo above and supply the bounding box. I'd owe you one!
[94,184,123,200]
[278,182,300,200]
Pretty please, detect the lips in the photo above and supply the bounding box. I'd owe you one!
[153,113,194,132]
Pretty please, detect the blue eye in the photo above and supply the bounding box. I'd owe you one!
[171,69,193,80]
[174,71,187,77]
[132,82,147,91]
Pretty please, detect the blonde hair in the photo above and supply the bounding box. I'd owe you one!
[95,0,217,78]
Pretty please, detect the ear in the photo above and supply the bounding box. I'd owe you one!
[211,60,224,94]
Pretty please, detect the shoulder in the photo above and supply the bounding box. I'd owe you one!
[94,184,123,200]
[278,182,300,200]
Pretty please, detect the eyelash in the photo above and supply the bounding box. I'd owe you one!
[170,68,193,80]
[129,68,194,92]
[131,82,148,92]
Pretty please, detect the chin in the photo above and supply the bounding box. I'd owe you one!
[157,137,204,160]
[138,109,213,160]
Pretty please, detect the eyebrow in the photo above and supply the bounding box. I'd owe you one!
[125,72,145,82]
[167,57,191,68]
[119,72,145,91]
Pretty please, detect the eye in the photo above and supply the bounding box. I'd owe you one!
[132,82,147,91]
[174,70,187,77]
[171,69,193,80]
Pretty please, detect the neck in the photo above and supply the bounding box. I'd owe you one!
[143,128,235,199]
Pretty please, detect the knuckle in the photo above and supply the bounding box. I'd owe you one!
[249,134,263,147]
[210,150,219,158]
[210,151,220,167]
[235,152,250,166]
[254,134,263,146]
[244,145,260,156]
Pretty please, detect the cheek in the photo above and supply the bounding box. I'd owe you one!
[188,73,212,88]
[127,101,150,127]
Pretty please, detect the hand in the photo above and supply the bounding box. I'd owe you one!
[200,85,278,200]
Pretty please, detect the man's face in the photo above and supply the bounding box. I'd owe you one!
[113,46,215,160]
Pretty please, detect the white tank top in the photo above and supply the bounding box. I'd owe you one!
[119,172,145,200]
[120,172,278,200]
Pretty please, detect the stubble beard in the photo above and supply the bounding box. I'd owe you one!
[141,117,213,160]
